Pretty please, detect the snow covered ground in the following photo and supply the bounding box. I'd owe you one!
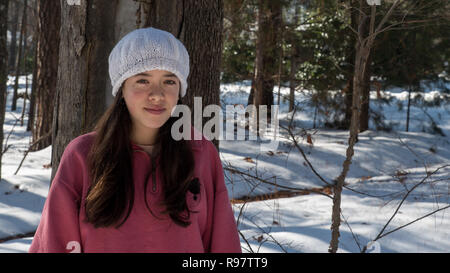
[0,76,449,252]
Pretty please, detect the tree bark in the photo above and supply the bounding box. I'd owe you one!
[358,2,373,132]
[359,49,372,132]
[51,0,118,182]
[253,0,282,126]
[141,0,224,149]
[11,0,27,112]
[288,49,299,113]
[7,0,19,73]
[26,36,37,132]
[32,0,61,151]
[0,0,10,181]
[344,0,358,129]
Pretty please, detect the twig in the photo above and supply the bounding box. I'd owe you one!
[361,164,450,252]
[340,211,362,252]
[280,123,333,187]
[238,230,254,253]
[14,132,52,175]
[2,113,20,155]
[376,204,450,241]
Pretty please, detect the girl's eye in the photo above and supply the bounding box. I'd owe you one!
[165,80,176,85]
[137,79,149,84]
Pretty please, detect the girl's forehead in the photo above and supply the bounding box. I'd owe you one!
[134,70,178,78]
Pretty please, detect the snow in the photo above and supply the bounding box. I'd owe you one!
[0,76,449,253]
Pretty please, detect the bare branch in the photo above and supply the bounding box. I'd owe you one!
[362,164,450,252]
[374,0,402,35]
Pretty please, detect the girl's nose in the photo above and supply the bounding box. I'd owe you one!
[148,84,165,99]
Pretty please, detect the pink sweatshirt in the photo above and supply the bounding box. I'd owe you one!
[29,130,241,253]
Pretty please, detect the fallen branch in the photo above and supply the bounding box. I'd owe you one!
[224,165,332,200]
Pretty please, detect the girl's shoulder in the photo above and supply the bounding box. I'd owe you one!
[63,131,97,158]
[187,126,218,156]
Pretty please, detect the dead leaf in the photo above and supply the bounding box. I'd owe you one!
[359,176,372,182]
[256,235,264,243]
[307,134,313,145]
[395,170,408,177]
[244,157,255,163]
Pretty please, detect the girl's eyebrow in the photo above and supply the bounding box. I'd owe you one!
[135,72,177,77]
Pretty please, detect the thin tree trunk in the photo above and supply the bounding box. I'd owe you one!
[288,57,297,113]
[248,70,256,106]
[359,49,372,132]
[51,0,118,182]
[8,0,19,73]
[344,0,357,130]
[329,0,379,253]
[26,37,37,132]
[19,12,29,127]
[12,0,27,112]
[405,30,417,132]
[406,85,411,131]
[358,1,373,132]
[0,0,10,181]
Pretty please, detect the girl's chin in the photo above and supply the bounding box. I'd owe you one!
[142,119,169,129]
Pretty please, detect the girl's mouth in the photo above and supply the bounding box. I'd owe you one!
[144,107,165,115]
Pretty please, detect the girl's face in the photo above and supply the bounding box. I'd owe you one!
[122,69,180,144]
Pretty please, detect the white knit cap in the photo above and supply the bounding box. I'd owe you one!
[108,27,190,97]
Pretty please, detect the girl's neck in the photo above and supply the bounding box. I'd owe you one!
[130,125,159,146]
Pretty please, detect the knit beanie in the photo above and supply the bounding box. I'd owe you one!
[108,27,190,98]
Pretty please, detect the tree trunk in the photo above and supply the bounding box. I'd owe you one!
[329,0,376,253]
[359,49,372,132]
[26,37,37,132]
[406,85,411,132]
[248,74,255,106]
[253,0,282,129]
[7,0,19,73]
[31,0,61,151]
[358,1,373,132]
[51,0,118,182]
[0,0,10,181]
[12,0,27,112]
[288,51,298,113]
[405,30,417,132]
[140,0,224,149]
[344,0,357,130]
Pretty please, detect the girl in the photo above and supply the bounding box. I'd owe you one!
[29,27,241,253]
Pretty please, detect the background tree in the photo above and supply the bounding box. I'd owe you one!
[0,0,9,181]
[7,0,18,73]
[253,0,283,128]
[51,0,117,181]
[31,0,60,151]
[11,0,26,112]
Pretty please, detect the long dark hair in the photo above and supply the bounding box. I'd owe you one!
[85,87,195,228]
